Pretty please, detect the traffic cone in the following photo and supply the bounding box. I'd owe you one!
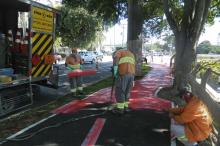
[7,29,14,52]
[14,28,22,53]
[20,29,29,56]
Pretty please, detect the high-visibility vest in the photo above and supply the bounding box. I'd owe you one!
[116,50,135,75]
[119,56,135,65]
[68,64,80,70]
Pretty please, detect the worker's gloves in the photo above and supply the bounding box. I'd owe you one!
[113,65,118,78]
[80,65,84,70]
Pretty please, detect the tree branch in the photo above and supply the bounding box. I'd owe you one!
[191,0,211,42]
[197,0,212,39]
[163,0,178,35]
[191,1,205,39]
[201,68,211,88]
[182,0,193,30]
[210,0,220,9]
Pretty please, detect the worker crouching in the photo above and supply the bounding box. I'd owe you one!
[65,48,84,96]
[112,48,136,114]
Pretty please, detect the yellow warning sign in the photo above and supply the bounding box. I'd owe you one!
[32,6,54,33]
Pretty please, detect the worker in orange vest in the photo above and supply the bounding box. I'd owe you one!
[65,48,83,95]
[112,47,136,114]
[167,87,212,146]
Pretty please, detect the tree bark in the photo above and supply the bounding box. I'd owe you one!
[173,33,196,90]
[127,0,143,76]
[159,0,211,93]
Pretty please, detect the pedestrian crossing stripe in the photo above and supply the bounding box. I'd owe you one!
[31,32,53,77]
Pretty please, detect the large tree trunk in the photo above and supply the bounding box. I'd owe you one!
[127,0,143,76]
[158,0,211,98]
[173,33,196,90]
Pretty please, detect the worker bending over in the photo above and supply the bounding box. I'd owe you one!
[112,47,135,114]
[167,88,212,146]
[65,48,83,95]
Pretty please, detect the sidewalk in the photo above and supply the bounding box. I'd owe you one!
[3,64,173,146]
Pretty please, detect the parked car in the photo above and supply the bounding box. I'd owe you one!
[93,51,103,61]
[79,51,97,64]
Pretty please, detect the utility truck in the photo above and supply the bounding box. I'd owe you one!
[0,0,59,116]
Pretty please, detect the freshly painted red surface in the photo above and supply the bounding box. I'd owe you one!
[67,69,96,78]
[81,118,106,146]
[53,64,172,114]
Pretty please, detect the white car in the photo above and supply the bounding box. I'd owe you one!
[79,51,97,64]
[93,51,103,61]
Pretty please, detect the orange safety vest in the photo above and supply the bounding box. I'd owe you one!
[169,96,212,142]
[114,50,135,75]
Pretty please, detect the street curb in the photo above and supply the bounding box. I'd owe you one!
[2,114,56,144]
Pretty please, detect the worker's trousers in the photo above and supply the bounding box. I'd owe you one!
[171,122,198,146]
[69,76,83,93]
[115,74,134,108]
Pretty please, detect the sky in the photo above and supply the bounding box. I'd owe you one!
[103,18,220,46]
[103,20,127,47]
[198,17,220,45]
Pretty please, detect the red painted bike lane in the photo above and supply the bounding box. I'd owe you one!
[3,64,173,146]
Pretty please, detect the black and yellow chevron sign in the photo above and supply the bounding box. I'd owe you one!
[31,32,53,77]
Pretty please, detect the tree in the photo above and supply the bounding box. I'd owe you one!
[63,0,164,75]
[211,45,220,54]
[58,5,102,48]
[63,0,220,85]
[160,0,220,95]
[196,40,212,54]
[162,33,175,53]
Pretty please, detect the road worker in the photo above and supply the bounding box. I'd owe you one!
[167,88,212,146]
[65,48,84,95]
[112,47,136,114]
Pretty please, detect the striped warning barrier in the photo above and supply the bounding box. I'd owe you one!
[31,32,53,77]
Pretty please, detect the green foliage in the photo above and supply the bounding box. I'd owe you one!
[63,0,165,37]
[63,0,220,40]
[198,60,220,81]
[63,0,127,26]
[151,42,163,51]
[162,34,175,52]
[196,41,220,54]
[141,0,165,37]
[196,41,212,54]
[59,6,102,48]
[210,45,220,54]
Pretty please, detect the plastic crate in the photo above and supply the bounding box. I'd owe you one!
[0,68,14,76]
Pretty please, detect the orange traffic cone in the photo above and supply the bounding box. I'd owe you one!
[20,29,29,56]
[14,28,22,53]
[7,29,14,52]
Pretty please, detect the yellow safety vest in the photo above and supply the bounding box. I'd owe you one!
[119,56,135,65]
[68,64,80,70]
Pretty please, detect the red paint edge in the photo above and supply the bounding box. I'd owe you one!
[81,118,106,146]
